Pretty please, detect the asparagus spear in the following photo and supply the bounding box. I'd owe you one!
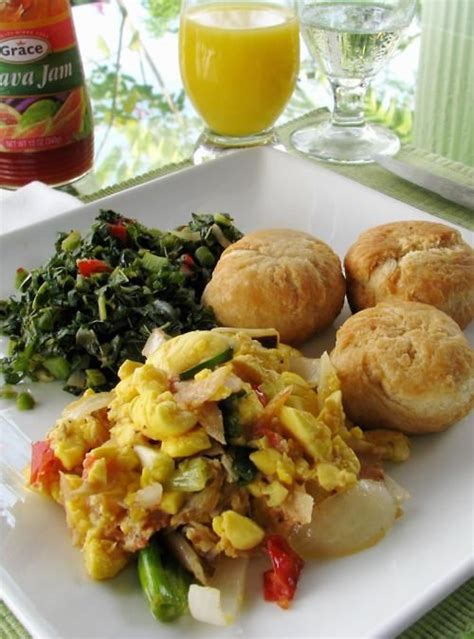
[138,537,192,622]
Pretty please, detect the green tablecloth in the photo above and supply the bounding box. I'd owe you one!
[1,111,473,639]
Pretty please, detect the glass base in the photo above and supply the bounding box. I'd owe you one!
[193,128,281,164]
[290,116,400,164]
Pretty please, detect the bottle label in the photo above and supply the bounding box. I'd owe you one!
[0,11,93,153]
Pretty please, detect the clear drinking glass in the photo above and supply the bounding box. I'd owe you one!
[291,0,416,164]
[179,0,299,162]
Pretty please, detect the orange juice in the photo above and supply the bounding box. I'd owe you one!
[179,3,299,137]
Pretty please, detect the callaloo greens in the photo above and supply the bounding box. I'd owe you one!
[0,210,242,394]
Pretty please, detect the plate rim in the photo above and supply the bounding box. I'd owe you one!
[2,147,470,245]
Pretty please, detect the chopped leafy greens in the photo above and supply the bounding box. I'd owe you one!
[0,210,242,394]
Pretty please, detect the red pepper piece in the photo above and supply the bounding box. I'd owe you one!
[181,253,196,275]
[30,440,62,487]
[263,429,283,448]
[183,253,195,268]
[108,222,128,244]
[77,259,112,277]
[263,535,304,609]
[252,421,283,448]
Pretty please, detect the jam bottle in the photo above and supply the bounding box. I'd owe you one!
[0,0,94,188]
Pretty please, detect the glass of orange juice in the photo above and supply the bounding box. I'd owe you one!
[179,0,299,160]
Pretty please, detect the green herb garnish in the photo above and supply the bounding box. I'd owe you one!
[232,447,257,485]
[0,210,242,394]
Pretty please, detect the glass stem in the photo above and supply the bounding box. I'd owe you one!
[330,78,368,127]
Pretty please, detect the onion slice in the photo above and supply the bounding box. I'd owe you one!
[166,532,209,585]
[197,403,226,444]
[174,366,244,409]
[134,444,159,468]
[290,479,399,559]
[383,473,410,507]
[188,557,248,626]
[289,356,321,387]
[62,392,113,421]
[211,224,231,248]
[142,328,169,359]
[134,483,163,509]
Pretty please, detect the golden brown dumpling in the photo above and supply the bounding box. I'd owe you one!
[330,301,474,434]
[202,228,346,344]
[344,220,474,328]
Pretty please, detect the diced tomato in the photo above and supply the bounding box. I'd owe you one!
[30,440,62,487]
[108,222,128,244]
[182,253,195,268]
[252,384,269,407]
[263,534,304,609]
[182,253,196,274]
[77,259,112,277]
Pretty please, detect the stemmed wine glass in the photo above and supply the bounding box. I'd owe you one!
[291,0,416,164]
[179,0,300,163]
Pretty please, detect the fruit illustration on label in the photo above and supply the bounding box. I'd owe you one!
[0,102,20,145]
[50,87,86,138]
[0,88,89,151]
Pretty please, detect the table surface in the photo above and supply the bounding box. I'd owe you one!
[67,0,472,197]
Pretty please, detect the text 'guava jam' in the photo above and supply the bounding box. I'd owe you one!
[0,0,94,187]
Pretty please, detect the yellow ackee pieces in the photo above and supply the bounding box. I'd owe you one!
[130,390,198,440]
[132,363,169,392]
[85,457,108,490]
[317,390,347,434]
[235,391,264,426]
[161,427,211,458]
[160,491,186,515]
[279,371,320,414]
[149,330,231,377]
[212,510,265,551]
[49,413,109,470]
[332,435,360,475]
[279,406,332,460]
[249,449,295,485]
[83,537,128,580]
[278,400,362,492]
[316,463,357,492]
[140,450,175,486]
[114,361,168,403]
[109,419,141,448]
[232,334,288,373]
[363,429,410,462]
[90,442,138,473]
[117,359,142,380]
[61,474,91,545]
[247,479,289,507]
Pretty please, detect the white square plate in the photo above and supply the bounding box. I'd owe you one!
[1,148,473,639]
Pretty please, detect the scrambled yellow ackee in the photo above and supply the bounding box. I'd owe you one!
[30,329,409,581]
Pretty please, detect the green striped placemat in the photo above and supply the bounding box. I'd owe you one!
[2,111,473,639]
